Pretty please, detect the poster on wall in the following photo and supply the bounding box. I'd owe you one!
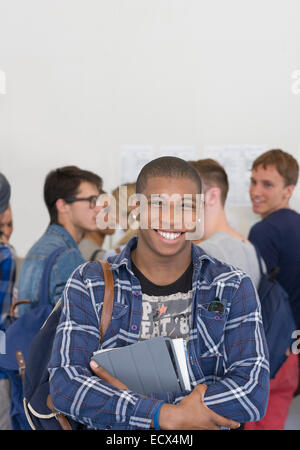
[119,145,153,185]
[203,145,267,206]
[119,145,196,185]
[158,145,196,161]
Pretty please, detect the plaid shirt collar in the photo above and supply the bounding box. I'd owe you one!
[108,236,215,277]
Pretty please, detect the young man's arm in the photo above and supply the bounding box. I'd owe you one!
[51,248,85,305]
[89,361,240,430]
[0,245,15,330]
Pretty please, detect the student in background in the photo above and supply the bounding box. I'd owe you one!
[48,156,269,430]
[0,173,15,430]
[248,149,300,326]
[0,204,13,242]
[0,204,23,285]
[189,159,261,290]
[17,166,103,315]
[247,149,300,429]
[103,182,138,259]
[112,181,138,247]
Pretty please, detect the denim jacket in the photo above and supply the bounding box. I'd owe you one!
[17,224,85,316]
[48,237,270,429]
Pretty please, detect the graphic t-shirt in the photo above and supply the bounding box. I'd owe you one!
[131,262,193,341]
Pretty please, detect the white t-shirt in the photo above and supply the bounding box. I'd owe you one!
[198,232,262,290]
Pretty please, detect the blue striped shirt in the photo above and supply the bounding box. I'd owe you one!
[0,242,15,332]
[48,237,270,429]
[0,242,16,380]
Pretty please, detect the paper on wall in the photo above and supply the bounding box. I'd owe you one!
[119,145,153,185]
[119,145,196,185]
[203,145,267,206]
[158,145,196,161]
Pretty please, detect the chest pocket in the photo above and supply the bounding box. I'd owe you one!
[196,300,228,357]
[96,303,128,338]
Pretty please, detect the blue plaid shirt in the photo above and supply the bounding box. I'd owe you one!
[0,242,15,332]
[48,237,269,429]
[0,242,16,380]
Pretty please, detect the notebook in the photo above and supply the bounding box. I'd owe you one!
[91,336,191,395]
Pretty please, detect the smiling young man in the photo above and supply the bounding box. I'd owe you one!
[17,166,103,315]
[247,149,300,429]
[248,149,300,326]
[48,156,269,430]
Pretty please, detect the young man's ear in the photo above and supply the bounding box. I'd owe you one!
[284,184,295,200]
[204,187,221,207]
[56,198,70,215]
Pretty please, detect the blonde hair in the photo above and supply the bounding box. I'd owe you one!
[112,182,137,247]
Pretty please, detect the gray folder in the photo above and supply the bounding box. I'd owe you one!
[91,336,186,395]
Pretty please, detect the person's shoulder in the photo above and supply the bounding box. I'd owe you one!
[251,209,300,236]
[0,241,13,261]
[73,259,108,282]
[249,215,277,237]
[193,243,247,287]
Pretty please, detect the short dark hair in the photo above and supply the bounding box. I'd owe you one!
[136,156,202,194]
[44,165,102,224]
[189,159,229,206]
[252,149,299,187]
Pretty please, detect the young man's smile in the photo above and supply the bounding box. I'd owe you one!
[153,229,185,244]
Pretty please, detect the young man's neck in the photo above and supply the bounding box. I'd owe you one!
[131,240,192,286]
[84,230,105,247]
[194,207,245,243]
[56,220,84,244]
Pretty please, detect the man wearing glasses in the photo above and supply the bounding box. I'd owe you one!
[17,166,103,316]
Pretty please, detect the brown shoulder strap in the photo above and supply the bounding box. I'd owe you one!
[40,260,114,431]
[98,260,114,345]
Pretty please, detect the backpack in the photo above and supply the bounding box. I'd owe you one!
[23,260,114,430]
[254,247,296,379]
[0,245,68,429]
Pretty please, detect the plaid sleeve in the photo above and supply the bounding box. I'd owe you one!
[202,275,270,423]
[48,263,164,430]
[0,245,15,330]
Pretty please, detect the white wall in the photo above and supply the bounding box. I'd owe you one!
[0,0,300,256]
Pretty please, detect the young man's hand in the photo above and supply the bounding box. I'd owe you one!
[90,360,129,390]
[159,384,240,430]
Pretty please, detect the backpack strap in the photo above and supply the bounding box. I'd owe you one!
[253,245,265,276]
[46,260,114,430]
[46,396,72,430]
[98,260,114,345]
[253,244,280,282]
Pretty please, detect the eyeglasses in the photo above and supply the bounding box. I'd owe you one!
[64,195,99,209]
